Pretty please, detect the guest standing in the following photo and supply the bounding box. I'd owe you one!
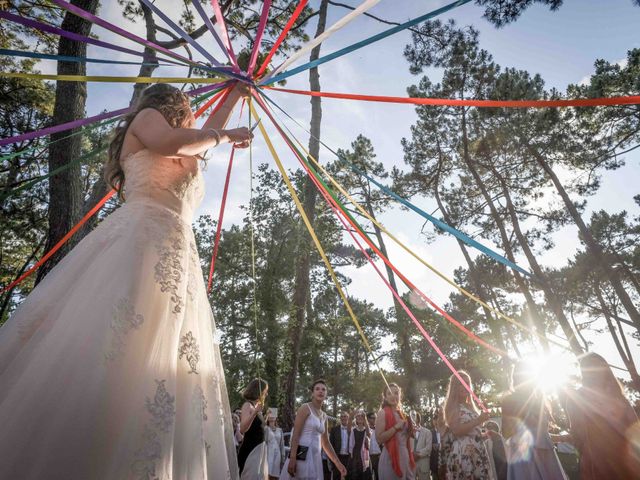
[375,383,416,480]
[266,411,285,479]
[349,410,371,480]
[413,412,432,480]
[485,421,507,480]
[564,352,639,479]
[502,362,567,480]
[238,378,269,479]
[330,411,352,479]
[368,411,382,480]
[280,379,347,480]
[443,371,494,480]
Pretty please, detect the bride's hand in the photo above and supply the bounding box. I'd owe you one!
[222,127,253,148]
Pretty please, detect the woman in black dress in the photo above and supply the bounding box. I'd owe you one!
[350,410,372,480]
[238,378,269,479]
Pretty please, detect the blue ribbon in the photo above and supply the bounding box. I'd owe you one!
[0,48,242,79]
[260,91,532,277]
[262,0,472,85]
[0,48,176,67]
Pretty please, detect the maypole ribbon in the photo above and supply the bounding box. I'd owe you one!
[259,93,574,351]
[190,0,235,64]
[0,81,229,148]
[205,96,244,291]
[0,145,108,202]
[254,93,508,357]
[247,0,272,74]
[253,96,486,410]
[211,0,239,68]
[255,0,308,77]
[263,0,472,84]
[248,100,389,388]
[138,0,226,69]
[50,0,230,73]
[0,73,225,84]
[0,190,115,294]
[0,117,118,163]
[318,154,489,411]
[264,0,382,82]
[194,87,230,118]
[0,49,184,68]
[265,86,640,108]
[0,11,180,66]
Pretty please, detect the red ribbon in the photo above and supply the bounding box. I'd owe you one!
[265,86,640,108]
[256,0,308,78]
[1,190,115,294]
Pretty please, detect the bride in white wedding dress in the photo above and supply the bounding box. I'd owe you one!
[0,82,253,479]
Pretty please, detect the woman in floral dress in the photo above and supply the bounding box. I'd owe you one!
[443,372,494,480]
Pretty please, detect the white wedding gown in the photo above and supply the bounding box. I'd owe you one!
[0,149,239,479]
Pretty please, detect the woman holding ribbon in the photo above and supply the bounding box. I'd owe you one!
[0,82,253,479]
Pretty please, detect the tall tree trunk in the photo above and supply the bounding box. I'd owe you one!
[490,165,584,354]
[523,140,640,333]
[35,0,100,284]
[279,0,329,432]
[460,110,549,349]
[595,283,640,391]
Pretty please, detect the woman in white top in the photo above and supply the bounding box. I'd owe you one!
[266,411,285,479]
[280,379,347,480]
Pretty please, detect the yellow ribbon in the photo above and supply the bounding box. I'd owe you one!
[0,72,224,84]
[270,104,570,351]
[249,100,389,387]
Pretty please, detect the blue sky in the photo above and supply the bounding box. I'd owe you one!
[32,0,640,376]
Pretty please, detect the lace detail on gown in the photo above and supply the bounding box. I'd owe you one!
[0,149,239,480]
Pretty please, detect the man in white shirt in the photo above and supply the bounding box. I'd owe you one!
[367,411,382,480]
[329,411,351,479]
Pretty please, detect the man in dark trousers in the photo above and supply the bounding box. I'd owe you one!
[367,411,381,480]
[329,411,351,479]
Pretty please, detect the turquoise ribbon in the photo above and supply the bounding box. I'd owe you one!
[260,92,532,277]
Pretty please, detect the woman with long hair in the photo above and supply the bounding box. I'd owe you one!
[0,82,253,479]
[443,371,493,480]
[238,378,269,479]
[564,352,639,479]
[280,379,347,480]
[502,362,567,480]
[375,383,416,480]
[350,409,372,480]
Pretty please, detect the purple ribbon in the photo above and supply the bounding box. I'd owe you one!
[190,0,234,65]
[50,0,196,67]
[0,82,229,147]
[138,0,223,68]
[0,11,167,63]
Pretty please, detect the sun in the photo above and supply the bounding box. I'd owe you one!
[521,352,576,393]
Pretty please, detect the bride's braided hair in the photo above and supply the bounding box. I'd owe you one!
[105,84,193,199]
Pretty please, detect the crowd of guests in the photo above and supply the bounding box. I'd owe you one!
[232,352,639,480]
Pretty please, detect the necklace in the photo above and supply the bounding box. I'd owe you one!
[309,402,323,418]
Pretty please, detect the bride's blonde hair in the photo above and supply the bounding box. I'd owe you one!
[105,84,193,199]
